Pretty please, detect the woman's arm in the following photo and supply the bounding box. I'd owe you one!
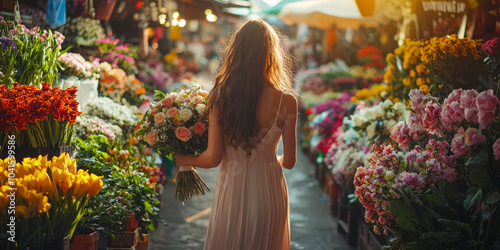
[174,106,224,169]
[279,93,298,169]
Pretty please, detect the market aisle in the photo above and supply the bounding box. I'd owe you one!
[149,141,354,250]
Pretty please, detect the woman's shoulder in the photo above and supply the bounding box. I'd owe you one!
[264,87,297,112]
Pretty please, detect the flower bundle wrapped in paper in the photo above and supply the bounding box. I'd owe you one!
[136,82,209,202]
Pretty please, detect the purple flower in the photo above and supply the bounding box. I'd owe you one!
[0,37,16,50]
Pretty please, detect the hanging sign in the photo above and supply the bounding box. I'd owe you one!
[415,0,468,40]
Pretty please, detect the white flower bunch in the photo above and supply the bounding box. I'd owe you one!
[83,97,138,127]
[59,52,99,79]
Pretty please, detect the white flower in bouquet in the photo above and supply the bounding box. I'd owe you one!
[196,104,206,115]
[179,108,193,122]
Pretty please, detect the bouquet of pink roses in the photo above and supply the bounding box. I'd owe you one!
[136,82,209,202]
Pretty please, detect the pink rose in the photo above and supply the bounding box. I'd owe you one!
[460,89,478,110]
[464,128,486,146]
[194,121,206,135]
[464,107,479,123]
[194,96,204,105]
[451,127,468,157]
[162,97,173,107]
[493,138,500,160]
[408,113,425,140]
[146,131,158,146]
[151,108,158,116]
[175,127,192,142]
[476,90,498,113]
[166,107,179,118]
[154,112,166,125]
[143,147,153,155]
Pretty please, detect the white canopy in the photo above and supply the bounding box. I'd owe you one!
[278,0,379,29]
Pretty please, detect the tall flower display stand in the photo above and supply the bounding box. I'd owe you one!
[77,79,99,111]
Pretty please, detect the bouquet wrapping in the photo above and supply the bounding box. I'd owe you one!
[137,82,209,202]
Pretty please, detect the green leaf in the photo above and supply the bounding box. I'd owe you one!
[426,194,446,207]
[422,231,461,243]
[389,199,410,217]
[398,215,417,231]
[437,218,468,230]
[485,191,500,204]
[463,187,482,212]
[465,149,488,167]
[154,90,166,99]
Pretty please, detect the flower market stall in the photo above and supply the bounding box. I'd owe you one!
[298,24,500,249]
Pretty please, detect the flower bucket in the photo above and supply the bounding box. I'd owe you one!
[1,145,73,162]
[136,234,149,250]
[109,228,139,248]
[70,232,99,250]
[95,0,117,21]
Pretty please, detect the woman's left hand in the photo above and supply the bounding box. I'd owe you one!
[174,153,189,167]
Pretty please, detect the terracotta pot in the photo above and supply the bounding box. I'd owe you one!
[109,228,138,248]
[125,214,139,231]
[136,234,150,250]
[70,231,99,250]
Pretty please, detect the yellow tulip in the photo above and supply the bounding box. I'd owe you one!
[51,167,74,196]
[87,174,104,196]
[52,153,69,171]
[37,195,51,214]
[0,185,11,209]
[73,174,90,199]
[67,157,77,175]
[35,170,52,193]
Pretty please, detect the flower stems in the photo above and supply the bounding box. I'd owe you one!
[173,169,210,203]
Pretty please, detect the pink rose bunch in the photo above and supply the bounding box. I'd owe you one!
[390,121,411,149]
[476,90,498,128]
[137,83,209,156]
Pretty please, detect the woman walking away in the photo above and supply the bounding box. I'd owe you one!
[175,19,298,250]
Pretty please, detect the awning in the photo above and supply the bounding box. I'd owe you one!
[278,0,379,29]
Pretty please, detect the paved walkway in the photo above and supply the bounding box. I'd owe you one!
[149,141,353,250]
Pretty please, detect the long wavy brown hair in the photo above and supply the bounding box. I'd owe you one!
[208,19,296,148]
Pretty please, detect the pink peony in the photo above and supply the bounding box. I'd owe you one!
[478,110,496,128]
[476,90,498,113]
[161,96,173,107]
[146,131,158,146]
[493,138,500,160]
[423,101,443,135]
[175,127,192,142]
[460,89,478,110]
[194,121,206,135]
[390,121,411,149]
[166,107,179,118]
[441,101,464,125]
[451,127,469,157]
[154,112,166,125]
[464,107,479,123]
[464,128,486,146]
[444,89,463,106]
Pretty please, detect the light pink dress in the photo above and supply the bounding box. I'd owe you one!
[204,94,290,250]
